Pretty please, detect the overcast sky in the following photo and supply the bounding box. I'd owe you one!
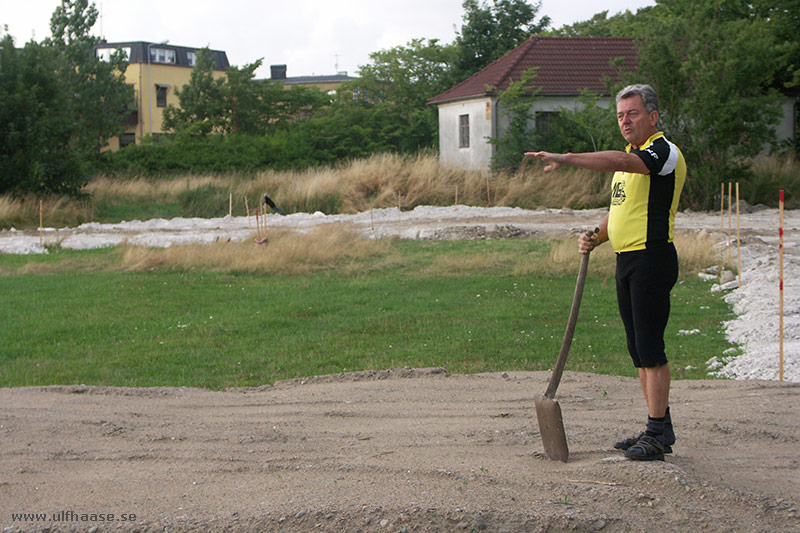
[2,0,655,79]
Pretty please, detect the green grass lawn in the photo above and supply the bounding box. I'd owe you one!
[0,239,736,389]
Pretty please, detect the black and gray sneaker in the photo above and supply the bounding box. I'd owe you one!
[624,435,668,461]
[614,432,673,454]
[614,432,644,450]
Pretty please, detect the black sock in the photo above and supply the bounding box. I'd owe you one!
[645,415,666,438]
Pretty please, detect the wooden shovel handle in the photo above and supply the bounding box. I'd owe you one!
[544,228,597,398]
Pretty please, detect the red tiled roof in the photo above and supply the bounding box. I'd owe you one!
[428,36,638,104]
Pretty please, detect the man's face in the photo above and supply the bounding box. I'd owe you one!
[616,94,658,147]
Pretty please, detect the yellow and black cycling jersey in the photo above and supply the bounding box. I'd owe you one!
[607,131,687,253]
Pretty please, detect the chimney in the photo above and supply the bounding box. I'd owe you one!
[270,64,287,80]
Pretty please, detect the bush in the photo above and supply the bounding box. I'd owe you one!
[744,154,800,208]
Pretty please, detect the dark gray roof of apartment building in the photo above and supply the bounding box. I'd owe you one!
[93,41,229,70]
[264,64,355,85]
[283,74,356,85]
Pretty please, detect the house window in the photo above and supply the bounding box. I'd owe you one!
[119,133,136,148]
[459,114,470,148]
[187,51,196,67]
[156,85,167,107]
[535,111,558,135]
[150,47,176,64]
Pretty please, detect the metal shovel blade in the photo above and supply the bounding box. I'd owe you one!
[534,393,569,462]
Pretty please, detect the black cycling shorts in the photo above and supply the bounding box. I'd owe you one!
[615,242,678,368]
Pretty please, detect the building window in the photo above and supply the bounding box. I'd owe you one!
[96,48,113,61]
[155,84,171,107]
[156,85,168,107]
[150,47,176,64]
[187,51,196,67]
[96,47,130,62]
[119,133,136,148]
[459,114,470,148]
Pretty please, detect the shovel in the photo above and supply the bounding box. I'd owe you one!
[534,229,597,462]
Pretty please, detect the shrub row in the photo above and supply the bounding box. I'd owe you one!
[104,104,422,175]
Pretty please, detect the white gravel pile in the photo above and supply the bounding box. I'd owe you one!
[706,237,799,382]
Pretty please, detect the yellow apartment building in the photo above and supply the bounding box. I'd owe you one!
[94,41,229,150]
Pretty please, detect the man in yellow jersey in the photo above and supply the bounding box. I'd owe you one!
[524,84,686,461]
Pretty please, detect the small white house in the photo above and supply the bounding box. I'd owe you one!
[428,36,798,171]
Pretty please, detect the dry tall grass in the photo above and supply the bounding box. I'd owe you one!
[251,153,611,213]
[119,224,393,275]
[0,196,91,229]
[80,153,800,215]
[748,153,800,207]
[86,153,611,215]
[0,153,629,229]
[525,229,730,279]
[8,151,795,230]
[85,175,221,201]
[118,229,727,277]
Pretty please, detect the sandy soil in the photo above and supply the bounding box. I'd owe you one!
[2,206,799,532]
[2,372,798,532]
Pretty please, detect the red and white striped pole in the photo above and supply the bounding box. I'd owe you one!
[779,190,784,382]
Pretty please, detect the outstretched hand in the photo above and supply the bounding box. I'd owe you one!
[524,151,564,172]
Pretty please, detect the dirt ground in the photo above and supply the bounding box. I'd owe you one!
[1,371,798,532]
[2,206,799,532]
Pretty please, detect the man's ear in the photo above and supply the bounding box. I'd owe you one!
[649,110,659,127]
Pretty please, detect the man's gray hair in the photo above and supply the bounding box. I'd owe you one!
[616,84,659,114]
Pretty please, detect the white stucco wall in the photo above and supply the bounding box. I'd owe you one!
[437,97,496,171]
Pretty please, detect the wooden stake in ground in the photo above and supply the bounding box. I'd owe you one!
[245,196,251,229]
[728,182,732,265]
[779,189,784,382]
[262,203,267,240]
[397,193,402,236]
[736,182,742,287]
[720,182,725,231]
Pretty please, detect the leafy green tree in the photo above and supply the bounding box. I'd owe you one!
[336,38,458,152]
[345,39,457,109]
[635,0,785,209]
[534,90,620,154]
[223,59,329,135]
[0,0,132,196]
[295,102,399,163]
[454,0,550,80]
[489,68,540,171]
[547,8,651,37]
[0,34,83,195]
[163,51,329,136]
[162,48,227,135]
[46,0,133,158]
